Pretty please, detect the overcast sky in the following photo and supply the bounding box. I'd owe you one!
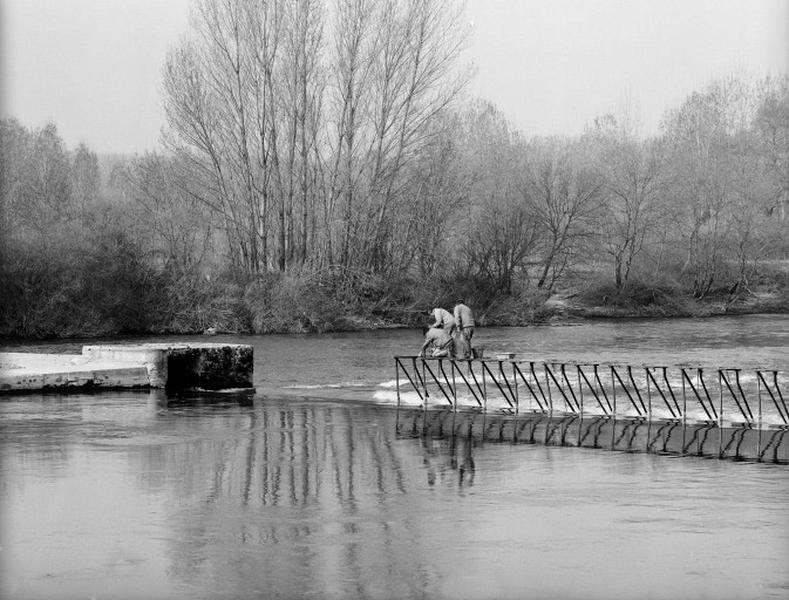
[2,0,787,154]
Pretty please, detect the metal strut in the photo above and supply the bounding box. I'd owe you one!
[422,359,454,406]
[680,367,714,421]
[513,362,546,411]
[577,365,610,414]
[451,360,484,407]
[480,360,515,408]
[544,363,579,413]
[719,369,754,423]
[756,370,789,425]
[394,357,424,403]
[610,365,644,416]
[645,367,678,419]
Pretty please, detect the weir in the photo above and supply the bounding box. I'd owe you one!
[393,356,789,463]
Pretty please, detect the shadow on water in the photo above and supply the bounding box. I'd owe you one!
[163,387,257,408]
[395,405,789,464]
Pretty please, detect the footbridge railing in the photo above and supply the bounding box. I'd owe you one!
[393,356,789,463]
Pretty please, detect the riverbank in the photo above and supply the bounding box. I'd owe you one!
[537,289,789,322]
[2,272,787,340]
[191,291,789,333]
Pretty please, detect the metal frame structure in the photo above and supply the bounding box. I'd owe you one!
[393,356,789,463]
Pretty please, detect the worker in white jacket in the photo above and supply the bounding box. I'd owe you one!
[430,307,456,336]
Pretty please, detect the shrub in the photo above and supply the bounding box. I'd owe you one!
[244,272,346,333]
[577,276,692,314]
[481,289,553,326]
[0,222,162,337]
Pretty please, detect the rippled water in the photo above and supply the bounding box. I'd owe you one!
[1,316,788,599]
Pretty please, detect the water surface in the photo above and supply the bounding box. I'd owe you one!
[2,316,788,599]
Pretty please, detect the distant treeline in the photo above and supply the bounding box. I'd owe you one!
[1,0,788,338]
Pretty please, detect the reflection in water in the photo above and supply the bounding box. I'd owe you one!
[397,405,789,464]
[411,412,476,488]
[2,316,789,599]
[138,399,445,599]
[2,393,789,598]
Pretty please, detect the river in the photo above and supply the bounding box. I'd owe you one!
[1,315,788,599]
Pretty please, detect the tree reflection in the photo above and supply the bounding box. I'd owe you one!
[141,399,447,598]
[115,396,789,598]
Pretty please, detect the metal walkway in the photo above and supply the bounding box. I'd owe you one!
[393,356,789,463]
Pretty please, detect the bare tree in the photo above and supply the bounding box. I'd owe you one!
[162,0,468,278]
[444,101,540,295]
[524,137,603,289]
[328,0,470,272]
[462,193,540,295]
[754,75,789,233]
[588,114,666,291]
[661,76,764,298]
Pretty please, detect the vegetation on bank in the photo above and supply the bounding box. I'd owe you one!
[0,228,786,338]
[1,0,788,339]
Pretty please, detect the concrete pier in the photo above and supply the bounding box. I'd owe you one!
[0,343,253,393]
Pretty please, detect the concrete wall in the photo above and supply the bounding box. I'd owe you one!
[0,343,253,393]
[82,343,254,390]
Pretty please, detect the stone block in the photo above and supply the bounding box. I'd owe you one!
[1,343,253,393]
[81,343,254,390]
